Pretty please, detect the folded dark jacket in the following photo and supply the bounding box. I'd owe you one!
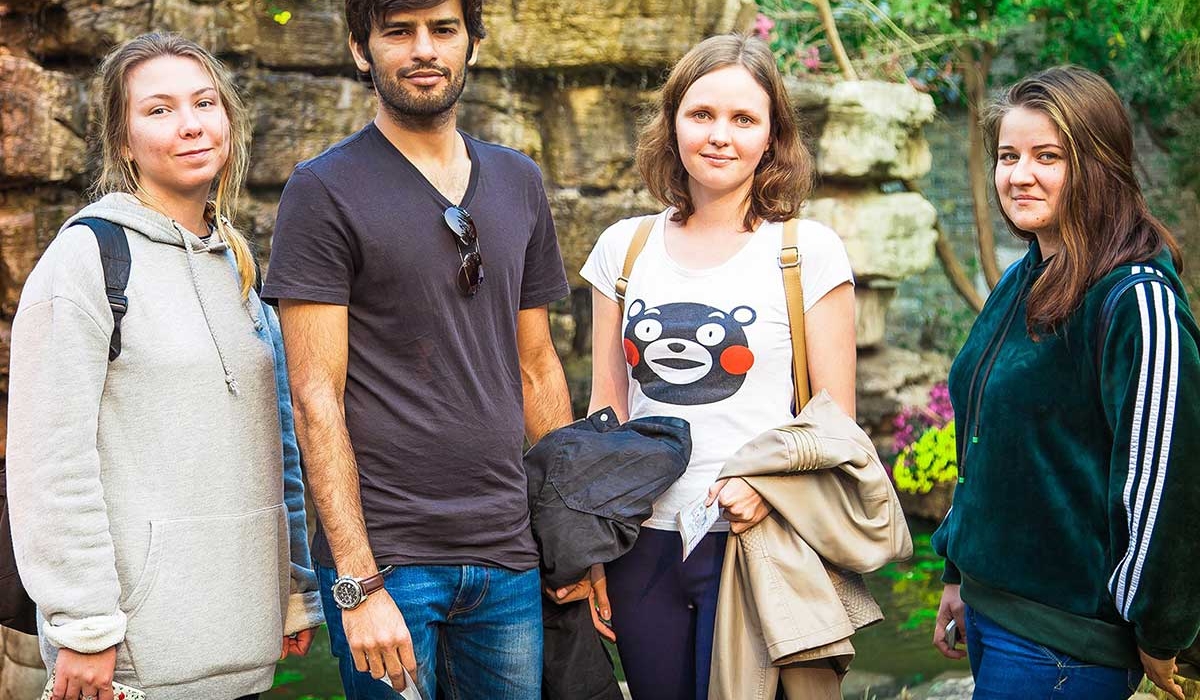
[527,408,691,700]
[525,408,691,589]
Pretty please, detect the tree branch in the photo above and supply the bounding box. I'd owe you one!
[962,45,1001,289]
[903,179,985,313]
[813,0,859,80]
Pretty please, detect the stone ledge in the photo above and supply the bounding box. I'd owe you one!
[790,78,936,182]
[856,286,896,350]
[241,71,376,188]
[805,190,938,283]
[857,345,952,453]
[477,0,755,70]
[459,72,545,163]
[548,187,660,288]
[0,188,85,316]
[0,56,87,185]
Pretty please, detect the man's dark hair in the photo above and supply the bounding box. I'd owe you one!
[346,0,486,77]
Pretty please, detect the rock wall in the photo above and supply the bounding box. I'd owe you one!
[0,1,940,689]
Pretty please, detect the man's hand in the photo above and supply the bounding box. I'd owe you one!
[589,563,615,643]
[932,584,967,660]
[546,574,592,604]
[707,478,773,534]
[1140,648,1185,700]
[52,646,116,700]
[343,591,418,691]
[281,627,317,659]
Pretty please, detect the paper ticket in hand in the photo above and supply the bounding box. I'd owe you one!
[677,491,721,561]
[380,667,425,700]
[42,670,145,700]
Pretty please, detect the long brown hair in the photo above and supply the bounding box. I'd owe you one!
[636,34,813,232]
[92,33,257,298]
[984,65,1181,333]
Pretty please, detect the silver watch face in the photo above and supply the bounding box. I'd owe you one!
[332,578,364,609]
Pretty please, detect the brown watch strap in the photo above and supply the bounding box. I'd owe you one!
[359,565,393,596]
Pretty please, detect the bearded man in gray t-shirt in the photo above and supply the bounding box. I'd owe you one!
[262,1,574,697]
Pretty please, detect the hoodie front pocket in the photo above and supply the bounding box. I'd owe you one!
[121,505,286,686]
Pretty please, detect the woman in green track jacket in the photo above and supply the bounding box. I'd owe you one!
[930,66,1200,700]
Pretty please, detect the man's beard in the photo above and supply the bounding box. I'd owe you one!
[372,61,467,130]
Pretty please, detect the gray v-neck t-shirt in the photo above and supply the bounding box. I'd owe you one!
[263,123,568,570]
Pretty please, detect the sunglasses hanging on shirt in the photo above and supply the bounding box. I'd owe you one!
[443,205,484,297]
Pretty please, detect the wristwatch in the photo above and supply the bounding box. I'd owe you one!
[331,566,395,610]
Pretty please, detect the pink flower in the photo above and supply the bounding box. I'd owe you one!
[929,382,954,422]
[803,46,820,71]
[754,13,775,40]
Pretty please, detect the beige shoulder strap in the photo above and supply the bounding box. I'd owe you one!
[780,218,810,408]
[615,215,656,315]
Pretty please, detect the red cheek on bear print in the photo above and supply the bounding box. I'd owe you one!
[720,346,754,375]
[624,338,640,367]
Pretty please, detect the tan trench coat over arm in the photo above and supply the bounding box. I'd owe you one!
[709,391,914,700]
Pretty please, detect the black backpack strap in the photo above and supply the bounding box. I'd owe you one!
[75,217,131,362]
[1095,268,1171,371]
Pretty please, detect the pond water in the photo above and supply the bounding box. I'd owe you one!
[845,525,969,686]
[265,523,960,699]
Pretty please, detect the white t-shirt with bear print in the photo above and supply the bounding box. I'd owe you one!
[580,209,855,531]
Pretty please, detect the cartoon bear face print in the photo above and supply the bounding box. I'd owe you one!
[623,300,757,405]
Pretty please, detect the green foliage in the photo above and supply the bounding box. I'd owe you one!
[1030,0,1200,193]
[913,291,976,355]
[757,0,1200,191]
[892,421,958,494]
[273,669,306,686]
[875,533,946,630]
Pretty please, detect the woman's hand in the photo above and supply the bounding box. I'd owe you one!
[932,584,967,660]
[281,627,317,659]
[51,646,117,700]
[707,478,773,534]
[1139,648,1185,700]
[588,563,616,642]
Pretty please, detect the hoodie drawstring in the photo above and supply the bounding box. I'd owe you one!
[179,224,251,396]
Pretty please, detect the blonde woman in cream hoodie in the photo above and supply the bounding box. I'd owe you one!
[6,33,322,700]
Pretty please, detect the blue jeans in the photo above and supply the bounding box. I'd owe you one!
[965,605,1143,699]
[317,563,542,700]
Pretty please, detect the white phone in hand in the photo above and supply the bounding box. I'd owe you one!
[945,619,963,648]
[41,669,146,700]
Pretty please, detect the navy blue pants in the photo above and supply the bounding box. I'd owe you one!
[606,528,728,700]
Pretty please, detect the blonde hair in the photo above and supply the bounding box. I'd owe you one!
[92,33,257,298]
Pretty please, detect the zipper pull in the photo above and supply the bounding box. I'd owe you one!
[959,431,980,484]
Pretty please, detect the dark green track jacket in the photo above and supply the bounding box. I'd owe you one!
[932,243,1200,669]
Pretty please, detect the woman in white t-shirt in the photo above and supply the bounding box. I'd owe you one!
[576,34,857,699]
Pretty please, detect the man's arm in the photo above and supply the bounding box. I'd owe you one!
[277,300,416,688]
[277,301,373,575]
[517,305,573,444]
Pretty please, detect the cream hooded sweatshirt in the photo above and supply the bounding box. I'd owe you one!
[6,193,322,698]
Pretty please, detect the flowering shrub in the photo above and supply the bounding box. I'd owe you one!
[753,13,775,40]
[891,383,958,494]
[754,7,833,75]
[893,421,957,494]
[892,381,952,452]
